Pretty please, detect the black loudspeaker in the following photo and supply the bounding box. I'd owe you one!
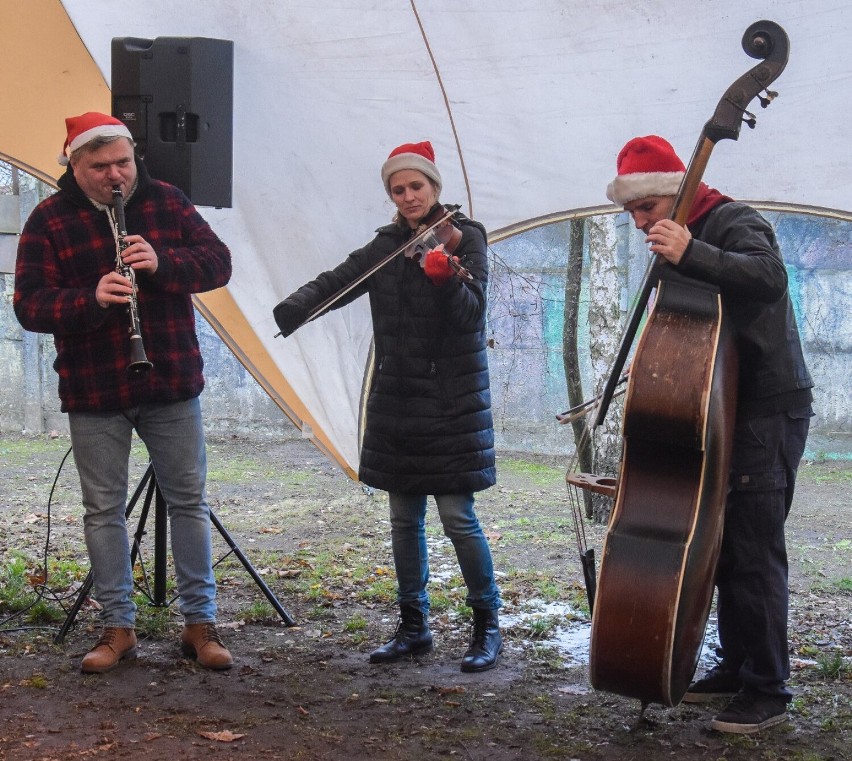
[111,37,233,208]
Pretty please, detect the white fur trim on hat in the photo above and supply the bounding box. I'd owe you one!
[606,171,684,206]
[381,154,442,196]
[58,123,133,166]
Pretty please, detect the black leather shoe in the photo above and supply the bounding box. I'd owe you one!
[460,608,502,673]
[682,664,742,703]
[369,604,433,664]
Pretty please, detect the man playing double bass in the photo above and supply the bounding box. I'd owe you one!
[605,135,813,734]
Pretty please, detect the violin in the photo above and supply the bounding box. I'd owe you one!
[404,205,473,282]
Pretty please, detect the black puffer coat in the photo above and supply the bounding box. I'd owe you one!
[274,206,496,494]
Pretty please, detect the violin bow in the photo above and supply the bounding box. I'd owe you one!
[274,204,461,336]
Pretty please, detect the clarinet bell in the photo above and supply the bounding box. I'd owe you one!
[128,335,153,375]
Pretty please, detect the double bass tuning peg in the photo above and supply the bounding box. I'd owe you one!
[758,88,778,108]
[742,108,757,129]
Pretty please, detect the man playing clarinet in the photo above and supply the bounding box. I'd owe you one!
[14,112,233,673]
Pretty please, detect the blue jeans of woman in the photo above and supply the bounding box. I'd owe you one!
[388,492,501,613]
[715,406,811,699]
[68,398,217,628]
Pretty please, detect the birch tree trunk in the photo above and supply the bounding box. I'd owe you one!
[562,217,593,517]
[586,214,624,523]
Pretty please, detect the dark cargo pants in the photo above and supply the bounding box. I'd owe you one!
[715,406,812,699]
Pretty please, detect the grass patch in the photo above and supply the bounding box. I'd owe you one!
[0,435,71,463]
[507,614,562,640]
[814,651,845,680]
[0,554,33,612]
[127,597,176,638]
[343,614,367,633]
[0,552,91,625]
[496,457,565,486]
[798,462,852,485]
[238,601,278,623]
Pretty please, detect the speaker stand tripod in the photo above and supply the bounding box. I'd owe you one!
[54,463,295,644]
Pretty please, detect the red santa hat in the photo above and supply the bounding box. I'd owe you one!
[58,112,133,166]
[380,141,442,196]
[606,135,685,206]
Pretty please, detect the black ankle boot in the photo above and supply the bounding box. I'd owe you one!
[369,603,433,664]
[460,607,502,673]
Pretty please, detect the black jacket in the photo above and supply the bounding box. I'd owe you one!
[677,201,813,416]
[274,206,496,494]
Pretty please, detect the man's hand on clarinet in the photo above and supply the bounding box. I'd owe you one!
[96,271,134,308]
[120,234,159,274]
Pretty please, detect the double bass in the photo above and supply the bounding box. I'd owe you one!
[585,20,790,708]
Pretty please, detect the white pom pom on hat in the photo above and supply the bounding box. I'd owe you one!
[58,112,133,166]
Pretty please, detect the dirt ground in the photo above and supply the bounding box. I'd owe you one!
[0,433,850,761]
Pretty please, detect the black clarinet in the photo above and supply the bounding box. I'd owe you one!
[112,187,153,375]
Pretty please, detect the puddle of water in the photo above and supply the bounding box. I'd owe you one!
[424,541,725,676]
[502,598,723,671]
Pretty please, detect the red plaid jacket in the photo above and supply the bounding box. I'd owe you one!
[14,161,232,412]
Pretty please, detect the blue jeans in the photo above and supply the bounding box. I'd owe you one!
[715,406,811,699]
[388,492,501,613]
[68,398,217,628]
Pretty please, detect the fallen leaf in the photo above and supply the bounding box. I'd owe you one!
[430,685,466,695]
[27,571,47,587]
[197,730,246,742]
[557,684,591,695]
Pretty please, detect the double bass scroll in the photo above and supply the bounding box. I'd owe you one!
[592,19,789,429]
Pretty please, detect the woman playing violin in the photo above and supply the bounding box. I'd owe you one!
[273,141,502,672]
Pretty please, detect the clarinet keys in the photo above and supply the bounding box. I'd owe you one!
[112,187,153,375]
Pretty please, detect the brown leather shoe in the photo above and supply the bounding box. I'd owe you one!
[81,627,137,673]
[180,623,234,670]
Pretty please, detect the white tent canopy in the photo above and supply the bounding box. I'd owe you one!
[4,1,851,475]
